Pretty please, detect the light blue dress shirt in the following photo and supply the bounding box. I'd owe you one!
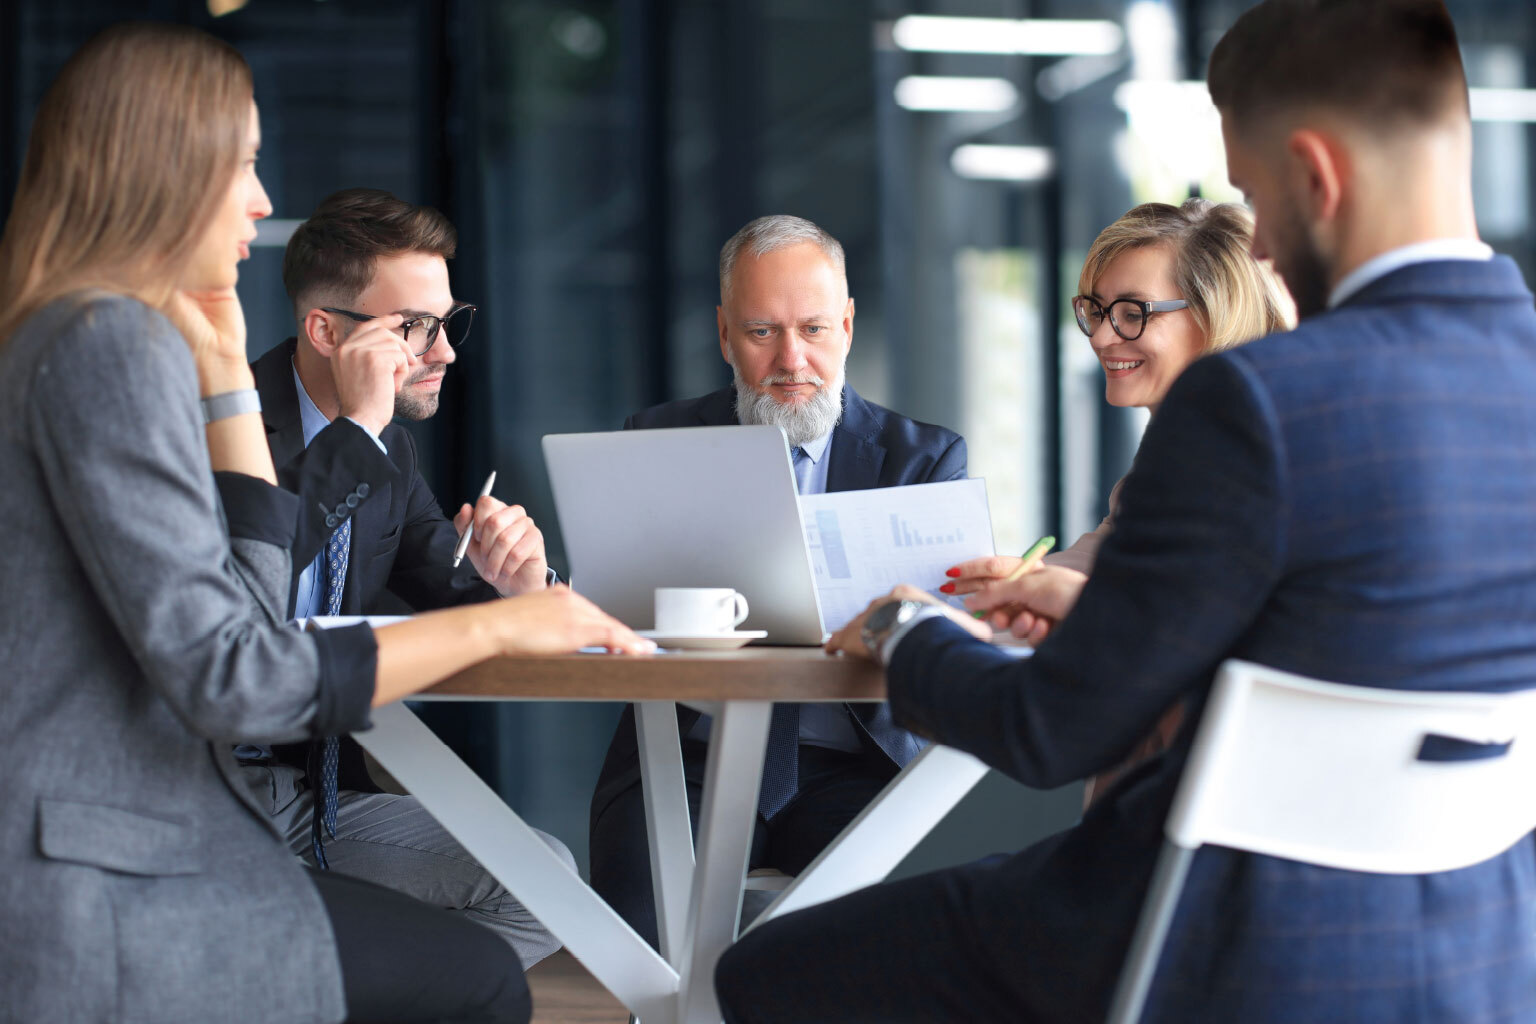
[233,367,386,765]
[291,364,387,619]
[788,431,862,752]
[688,428,861,752]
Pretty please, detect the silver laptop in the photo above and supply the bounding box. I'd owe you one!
[542,425,827,645]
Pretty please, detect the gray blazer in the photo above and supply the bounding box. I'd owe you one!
[0,294,376,1023]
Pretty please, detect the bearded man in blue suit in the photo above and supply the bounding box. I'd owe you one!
[588,215,967,949]
[716,2,1536,1022]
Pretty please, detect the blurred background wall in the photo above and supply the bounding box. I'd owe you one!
[5,0,1533,876]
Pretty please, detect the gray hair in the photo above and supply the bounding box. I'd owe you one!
[718,215,846,300]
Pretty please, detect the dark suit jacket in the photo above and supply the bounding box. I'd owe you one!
[590,383,967,825]
[253,338,499,616]
[889,258,1536,1021]
[252,338,499,786]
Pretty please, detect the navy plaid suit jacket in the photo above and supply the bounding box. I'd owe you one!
[890,257,1536,1021]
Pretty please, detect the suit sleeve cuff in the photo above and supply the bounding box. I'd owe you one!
[309,623,377,735]
[887,615,970,704]
[880,606,950,665]
[213,472,299,547]
[341,416,389,454]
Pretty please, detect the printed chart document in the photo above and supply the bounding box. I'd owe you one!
[296,615,411,630]
[799,478,995,633]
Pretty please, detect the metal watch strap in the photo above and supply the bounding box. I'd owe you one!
[879,605,948,666]
[862,598,923,665]
[200,389,262,424]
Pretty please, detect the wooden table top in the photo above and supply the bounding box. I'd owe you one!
[421,646,888,702]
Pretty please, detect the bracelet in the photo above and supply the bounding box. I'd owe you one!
[201,389,262,424]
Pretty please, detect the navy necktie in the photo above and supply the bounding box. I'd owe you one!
[758,447,810,819]
[311,517,350,869]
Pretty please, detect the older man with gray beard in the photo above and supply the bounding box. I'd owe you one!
[587,214,968,949]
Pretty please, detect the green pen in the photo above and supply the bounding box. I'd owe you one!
[972,534,1056,618]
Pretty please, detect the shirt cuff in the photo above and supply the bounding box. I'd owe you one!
[213,472,300,548]
[341,416,389,454]
[880,606,950,666]
[308,622,377,735]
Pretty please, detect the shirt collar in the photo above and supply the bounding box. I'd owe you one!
[1327,238,1494,310]
[795,429,833,464]
[292,360,332,449]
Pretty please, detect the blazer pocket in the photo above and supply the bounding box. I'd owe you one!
[37,798,202,876]
[371,522,403,561]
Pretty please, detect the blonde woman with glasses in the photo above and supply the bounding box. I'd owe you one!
[0,22,647,1024]
[946,199,1292,802]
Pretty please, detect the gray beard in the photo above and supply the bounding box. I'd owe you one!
[732,365,844,447]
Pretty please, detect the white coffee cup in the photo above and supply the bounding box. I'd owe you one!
[654,587,750,635]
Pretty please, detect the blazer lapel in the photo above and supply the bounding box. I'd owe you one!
[694,386,740,426]
[252,338,307,483]
[345,436,396,614]
[826,386,886,493]
[251,339,308,612]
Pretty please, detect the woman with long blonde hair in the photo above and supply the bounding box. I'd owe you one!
[0,23,645,1023]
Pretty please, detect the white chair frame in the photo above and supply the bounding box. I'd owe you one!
[1107,658,1536,1024]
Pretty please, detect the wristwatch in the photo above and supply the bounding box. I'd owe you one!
[860,598,928,666]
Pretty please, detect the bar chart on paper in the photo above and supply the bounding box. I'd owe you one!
[888,514,969,548]
[800,478,995,632]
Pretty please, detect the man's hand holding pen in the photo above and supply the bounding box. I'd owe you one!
[452,496,550,597]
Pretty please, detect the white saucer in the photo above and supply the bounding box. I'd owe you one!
[637,629,768,650]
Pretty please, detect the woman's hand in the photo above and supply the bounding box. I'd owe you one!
[492,585,655,657]
[163,287,251,394]
[940,554,1026,596]
[962,565,1089,645]
[826,583,991,662]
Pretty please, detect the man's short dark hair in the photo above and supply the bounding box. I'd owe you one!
[1208,0,1468,133]
[282,187,457,312]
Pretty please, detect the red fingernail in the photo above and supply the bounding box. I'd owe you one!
[939,583,955,594]
[945,567,960,578]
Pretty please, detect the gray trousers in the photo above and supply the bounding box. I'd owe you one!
[241,762,572,969]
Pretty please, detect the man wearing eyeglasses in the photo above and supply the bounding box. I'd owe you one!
[237,187,571,971]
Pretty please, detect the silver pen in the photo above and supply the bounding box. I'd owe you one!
[452,470,497,568]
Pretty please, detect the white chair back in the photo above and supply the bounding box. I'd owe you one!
[1167,658,1536,873]
[1108,659,1536,1024]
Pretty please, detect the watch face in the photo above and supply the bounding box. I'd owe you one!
[865,600,903,634]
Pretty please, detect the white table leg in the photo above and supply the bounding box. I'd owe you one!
[748,744,989,928]
[354,703,679,1023]
[677,700,771,1024]
[636,701,695,964]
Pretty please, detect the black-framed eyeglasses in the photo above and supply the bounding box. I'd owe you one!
[321,303,477,357]
[1071,295,1188,342]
